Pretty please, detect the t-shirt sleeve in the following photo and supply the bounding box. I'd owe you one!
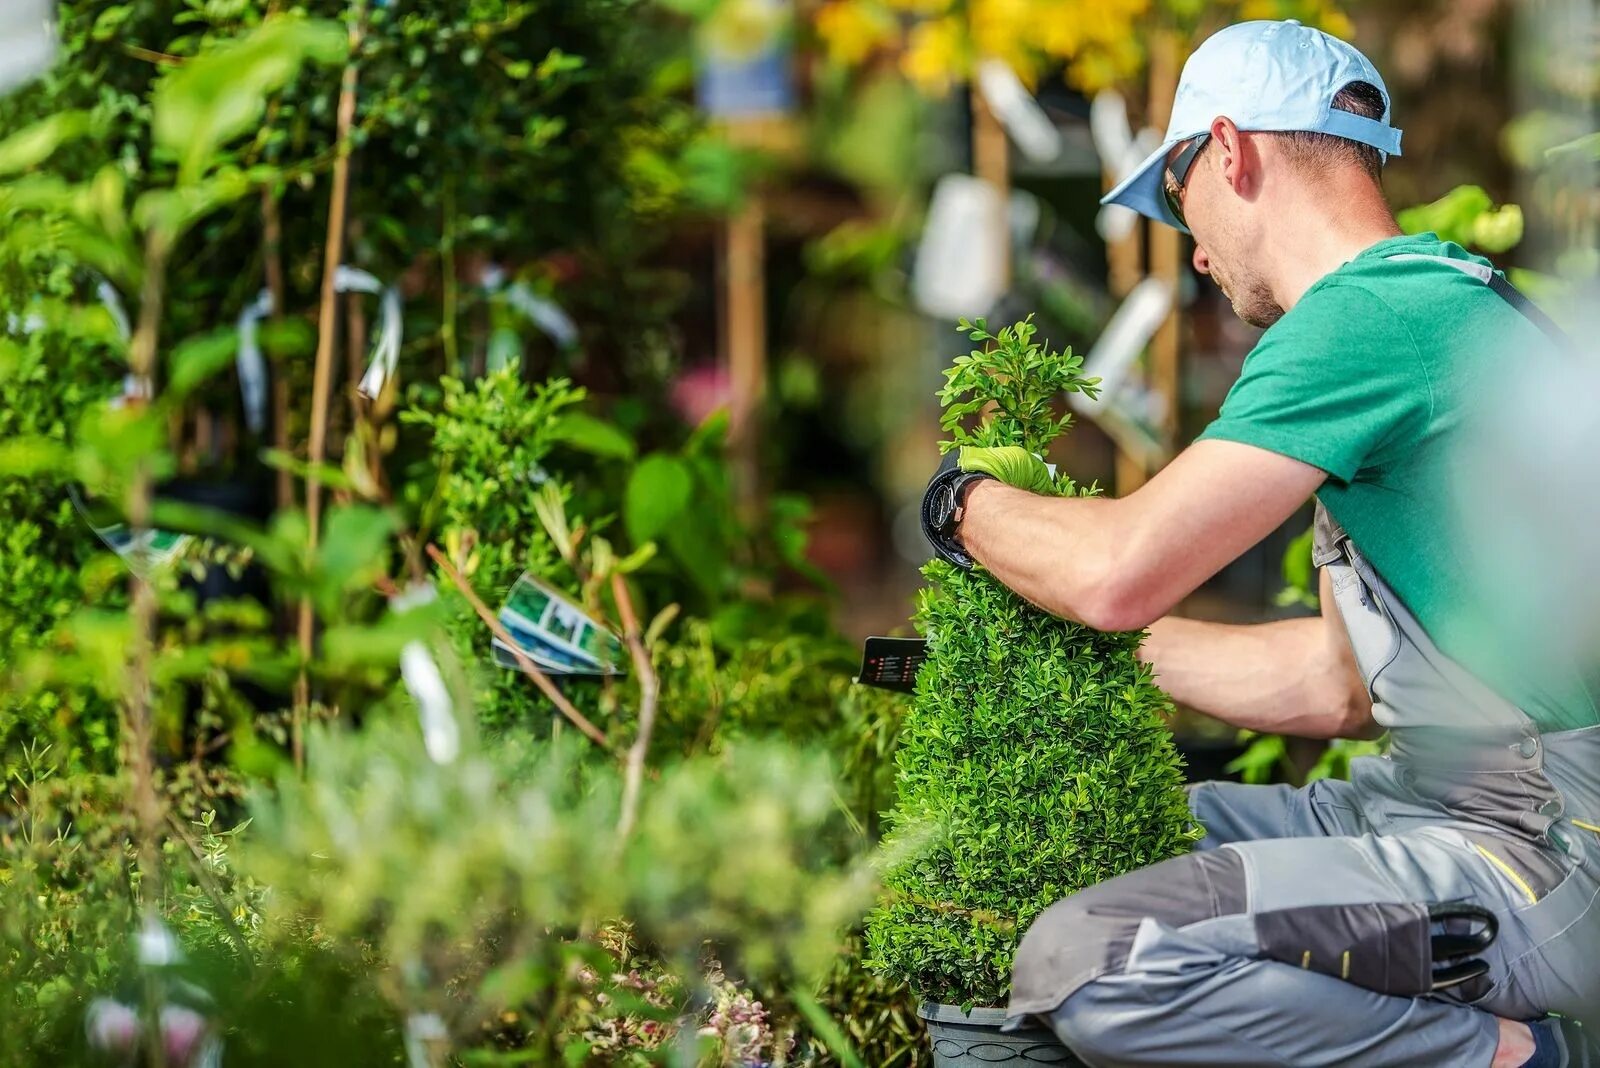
[1196,283,1433,483]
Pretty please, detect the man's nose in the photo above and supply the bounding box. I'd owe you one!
[1192,246,1211,275]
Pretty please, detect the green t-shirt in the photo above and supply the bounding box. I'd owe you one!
[1198,232,1599,731]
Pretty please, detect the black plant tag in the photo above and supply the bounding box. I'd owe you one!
[855,636,927,693]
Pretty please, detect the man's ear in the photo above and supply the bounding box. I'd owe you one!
[1209,116,1256,199]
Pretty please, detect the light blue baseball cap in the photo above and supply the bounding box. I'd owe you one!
[1102,19,1402,233]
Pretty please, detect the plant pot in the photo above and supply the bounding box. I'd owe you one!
[917,1003,1079,1066]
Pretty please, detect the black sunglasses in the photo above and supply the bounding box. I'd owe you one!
[1163,134,1210,228]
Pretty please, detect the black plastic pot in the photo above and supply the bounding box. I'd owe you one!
[918,1004,1079,1066]
[156,474,274,607]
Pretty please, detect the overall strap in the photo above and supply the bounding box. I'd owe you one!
[1383,252,1573,353]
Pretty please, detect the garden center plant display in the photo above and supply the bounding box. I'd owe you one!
[866,319,1198,1064]
[0,9,913,1065]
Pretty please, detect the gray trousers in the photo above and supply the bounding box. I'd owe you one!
[1008,769,1600,1067]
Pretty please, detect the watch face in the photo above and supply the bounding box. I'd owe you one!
[930,479,959,533]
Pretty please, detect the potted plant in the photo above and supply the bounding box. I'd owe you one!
[865,319,1198,1065]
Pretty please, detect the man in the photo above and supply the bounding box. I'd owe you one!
[921,19,1600,1068]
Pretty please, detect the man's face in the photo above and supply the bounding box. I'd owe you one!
[1164,132,1284,329]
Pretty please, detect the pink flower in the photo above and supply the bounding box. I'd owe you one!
[86,998,140,1053]
[160,1005,208,1065]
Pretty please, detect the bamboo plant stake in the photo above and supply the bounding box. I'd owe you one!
[294,1,367,769]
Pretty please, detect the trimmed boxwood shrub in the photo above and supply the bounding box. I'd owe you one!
[865,319,1199,1006]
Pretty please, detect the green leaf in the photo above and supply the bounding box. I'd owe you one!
[532,482,573,561]
[1395,185,1495,247]
[624,453,691,545]
[1224,734,1287,785]
[165,329,238,398]
[153,17,346,185]
[256,317,315,359]
[132,168,254,241]
[550,411,635,460]
[312,505,396,608]
[643,602,680,646]
[259,449,355,493]
[1471,204,1524,254]
[0,112,92,177]
[0,436,73,478]
[0,337,22,381]
[615,542,657,574]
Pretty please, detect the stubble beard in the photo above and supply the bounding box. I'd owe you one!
[1210,256,1283,329]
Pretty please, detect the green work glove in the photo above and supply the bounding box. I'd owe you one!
[958,445,1055,495]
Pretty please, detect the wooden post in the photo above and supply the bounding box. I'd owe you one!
[722,194,766,516]
[971,80,1011,291]
[1110,170,1148,494]
[1148,31,1184,452]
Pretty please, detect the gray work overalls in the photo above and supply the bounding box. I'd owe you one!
[1006,259,1600,1066]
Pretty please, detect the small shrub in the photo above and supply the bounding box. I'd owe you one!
[865,319,1199,1006]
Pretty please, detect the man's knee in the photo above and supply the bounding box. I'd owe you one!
[1009,848,1247,1023]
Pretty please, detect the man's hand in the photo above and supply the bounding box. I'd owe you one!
[956,446,1055,494]
[921,446,1056,568]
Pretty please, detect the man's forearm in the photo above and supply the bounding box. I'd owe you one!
[1141,615,1377,739]
[956,480,1131,628]
[953,441,1330,633]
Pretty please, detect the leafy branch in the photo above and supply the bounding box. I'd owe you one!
[939,316,1100,454]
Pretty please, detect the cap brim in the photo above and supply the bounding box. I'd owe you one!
[1100,139,1189,235]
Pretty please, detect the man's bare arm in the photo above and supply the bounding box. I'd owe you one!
[957,439,1327,632]
[1139,569,1379,740]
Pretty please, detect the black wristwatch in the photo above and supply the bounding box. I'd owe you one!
[921,453,994,570]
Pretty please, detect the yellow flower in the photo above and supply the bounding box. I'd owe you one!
[901,16,969,94]
[970,0,1035,64]
[1037,4,1086,58]
[812,1,902,64]
[815,1,895,65]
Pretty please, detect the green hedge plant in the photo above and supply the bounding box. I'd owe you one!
[865,319,1198,1007]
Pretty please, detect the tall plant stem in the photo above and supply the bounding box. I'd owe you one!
[424,544,613,752]
[612,572,657,842]
[294,3,366,769]
[124,235,172,911]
